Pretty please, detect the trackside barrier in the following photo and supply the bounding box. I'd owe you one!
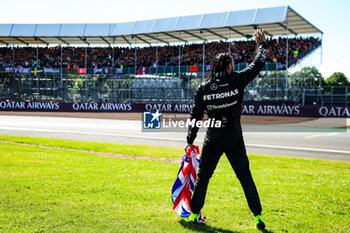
[0,102,349,118]
[0,63,282,75]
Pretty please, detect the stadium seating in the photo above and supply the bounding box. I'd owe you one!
[0,37,319,69]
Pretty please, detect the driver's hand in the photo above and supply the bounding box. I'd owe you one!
[254,28,266,45]
[184,144,192,152]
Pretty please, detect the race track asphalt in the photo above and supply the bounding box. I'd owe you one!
[0,114,349,162]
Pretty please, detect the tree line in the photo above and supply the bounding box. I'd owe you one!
[293,67,349,87]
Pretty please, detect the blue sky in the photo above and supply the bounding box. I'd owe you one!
[2,0,349,78]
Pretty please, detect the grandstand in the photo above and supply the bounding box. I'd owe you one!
[1,5,345,108]
[0,37,320,69]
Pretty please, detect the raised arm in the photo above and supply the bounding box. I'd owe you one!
[238,29,267,88]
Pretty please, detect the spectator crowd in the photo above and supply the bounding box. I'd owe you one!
[0,37,318,69]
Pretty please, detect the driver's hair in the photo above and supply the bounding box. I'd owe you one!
[206,53,232,82]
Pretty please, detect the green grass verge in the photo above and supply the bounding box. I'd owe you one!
[0,135,183,158]
[0,135,349,232]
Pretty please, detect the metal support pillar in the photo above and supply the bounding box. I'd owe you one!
[12,38,15,71]
[112,37,115,70]
[36,45,39,67]
[60,45,63,101]
[178,32,181,78]
[85,45,88,101]
[134,37,137,74]
[228,29,231,54]
[202,40,205,79]
[319,34,323,90]
[36,44,39,95]
[156,33,158,75]
[285,10,289,98]
[320,33,323,65]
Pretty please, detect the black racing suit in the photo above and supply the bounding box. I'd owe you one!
[187,42,267,216]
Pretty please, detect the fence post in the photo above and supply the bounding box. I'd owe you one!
[346,86,348,107]
[331,87,334,106]
[302,89,305,106]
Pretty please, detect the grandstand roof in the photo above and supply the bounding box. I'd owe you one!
[0,5,322,46]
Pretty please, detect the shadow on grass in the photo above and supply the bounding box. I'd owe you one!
[179,220,275,233]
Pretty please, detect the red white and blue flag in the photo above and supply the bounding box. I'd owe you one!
[171,145,200,218]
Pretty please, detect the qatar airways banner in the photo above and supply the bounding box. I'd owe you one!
[241,105,350,117]
[0,101,349,117]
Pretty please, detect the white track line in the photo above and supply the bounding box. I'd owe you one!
[245,143,350,155]
[0,126,349,155]
[0,126,187,141]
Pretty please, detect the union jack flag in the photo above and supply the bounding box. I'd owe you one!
[171,145,200,218]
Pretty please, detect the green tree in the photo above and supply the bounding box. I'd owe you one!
[293,66,325,86]
[325,72,349,86]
